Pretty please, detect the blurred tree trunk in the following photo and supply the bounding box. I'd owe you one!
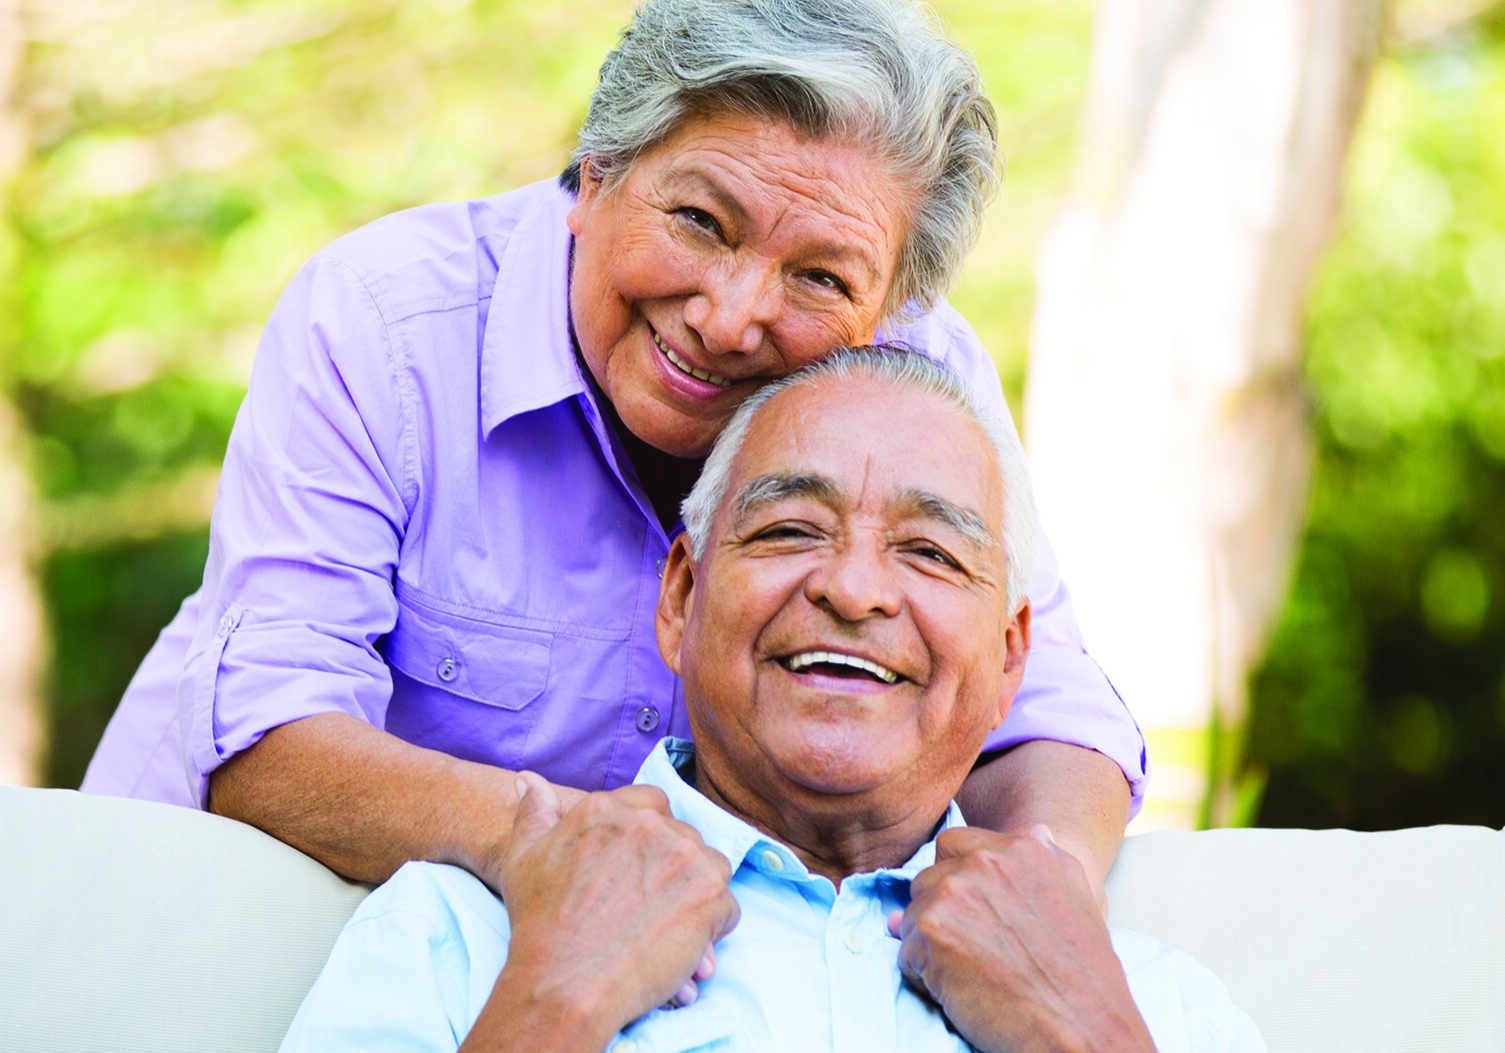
[0,0,44,787]
[1025,0,1384,829]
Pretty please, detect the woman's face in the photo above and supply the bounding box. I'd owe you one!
[566,111,915,457]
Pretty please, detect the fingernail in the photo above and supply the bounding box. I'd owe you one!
[694,951,714,980]
[514,776,528,801]
[671,981,697,1008]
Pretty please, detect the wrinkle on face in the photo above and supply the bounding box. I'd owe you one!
[565,112,916,456]
[658,377,1023,879]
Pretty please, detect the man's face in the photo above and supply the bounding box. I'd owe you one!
[656,376,1030,833]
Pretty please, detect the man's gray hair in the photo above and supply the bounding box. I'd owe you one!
[680,346,1036,614]
[560,0,999,319]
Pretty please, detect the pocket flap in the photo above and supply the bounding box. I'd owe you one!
[385,599,552,710]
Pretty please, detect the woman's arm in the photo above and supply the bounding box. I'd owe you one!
[955,739,1131,902]
[209,712,540,888]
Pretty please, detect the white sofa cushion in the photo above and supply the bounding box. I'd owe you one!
[1106,825,1505,1053]
[0,787,369,1053]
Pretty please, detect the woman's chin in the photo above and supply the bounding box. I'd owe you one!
[616,392,726,458]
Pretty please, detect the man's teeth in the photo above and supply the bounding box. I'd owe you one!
[654,332,732,387]
[786,651,899,684]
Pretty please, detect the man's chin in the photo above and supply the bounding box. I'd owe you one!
[770,743,902,799]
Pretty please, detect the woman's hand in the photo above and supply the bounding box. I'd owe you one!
[465,773,740,1052]
[888,825,1154,1053]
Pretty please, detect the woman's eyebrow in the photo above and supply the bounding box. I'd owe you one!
[732,472,842,525]
[665,167,749,226]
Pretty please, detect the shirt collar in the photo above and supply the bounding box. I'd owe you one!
[479,179,590,435]
[635,738,965,884]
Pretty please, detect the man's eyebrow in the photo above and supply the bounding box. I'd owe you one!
[896,489,995,551]
[732,472,842,524]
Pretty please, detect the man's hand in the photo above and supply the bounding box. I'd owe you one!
[464,773,740,1052]
[888,824,1155,1053]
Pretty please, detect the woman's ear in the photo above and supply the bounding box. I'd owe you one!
[655,533,699,675]
[567,156,605,236]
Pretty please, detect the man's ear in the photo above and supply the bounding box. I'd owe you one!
[992,600,1032,728]
[655,533,699,676]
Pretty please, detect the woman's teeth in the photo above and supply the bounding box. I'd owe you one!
[654,332,732,387]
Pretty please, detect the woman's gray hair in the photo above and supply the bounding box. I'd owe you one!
[680,346,1036,614]
[560,0,1000,319]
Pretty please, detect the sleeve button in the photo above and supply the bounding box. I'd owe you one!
[436,658,460,682]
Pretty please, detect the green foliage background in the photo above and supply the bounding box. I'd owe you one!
[7,0,1503,826]
[1247,10,1505,828]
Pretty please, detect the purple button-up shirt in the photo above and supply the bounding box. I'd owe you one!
[83,179,1146,812]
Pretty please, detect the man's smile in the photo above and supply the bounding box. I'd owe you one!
[778,649,904,685]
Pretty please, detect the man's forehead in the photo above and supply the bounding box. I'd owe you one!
[722,378,1001,530]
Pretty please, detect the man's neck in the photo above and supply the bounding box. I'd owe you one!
[690,763,950,886]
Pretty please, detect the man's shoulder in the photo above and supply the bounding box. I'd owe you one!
[1109,928,1266,1053]
[353,861,511,943]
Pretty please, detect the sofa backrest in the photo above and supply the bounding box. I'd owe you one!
[1,786,369,1052]
[4,785,1504,1052]
[1105,825,1505,1053]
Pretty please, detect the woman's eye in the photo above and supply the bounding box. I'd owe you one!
[806,270,850,296]
[677,206,722,237]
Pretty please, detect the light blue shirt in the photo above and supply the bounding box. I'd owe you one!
[280,740,1262,1053]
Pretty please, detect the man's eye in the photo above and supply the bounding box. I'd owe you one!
[754,523,817,542]
[910,544,960,569]
[677,206,723,237]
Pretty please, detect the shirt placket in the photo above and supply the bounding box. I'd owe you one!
[826,879,901,1053]
[571,386,680,787]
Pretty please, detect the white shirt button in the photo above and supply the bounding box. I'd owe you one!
[843,932,864,955]
[216,614,234,637]
[610,1040,638,1053]
[436,658,460,682]
[759,848,784,872]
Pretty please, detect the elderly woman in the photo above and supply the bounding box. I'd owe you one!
[85,0,1142,943]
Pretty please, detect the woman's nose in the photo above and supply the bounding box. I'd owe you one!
[684,262,783,356]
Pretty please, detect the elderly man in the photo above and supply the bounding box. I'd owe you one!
[280,348,1262,1053]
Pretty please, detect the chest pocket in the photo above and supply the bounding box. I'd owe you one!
[384,593,552,710]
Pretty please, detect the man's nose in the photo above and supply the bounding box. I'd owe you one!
[803,539,903,623]
[684,260,783,356]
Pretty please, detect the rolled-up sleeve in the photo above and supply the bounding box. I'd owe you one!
[891,304,1149,814]
[178,251,412,805]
